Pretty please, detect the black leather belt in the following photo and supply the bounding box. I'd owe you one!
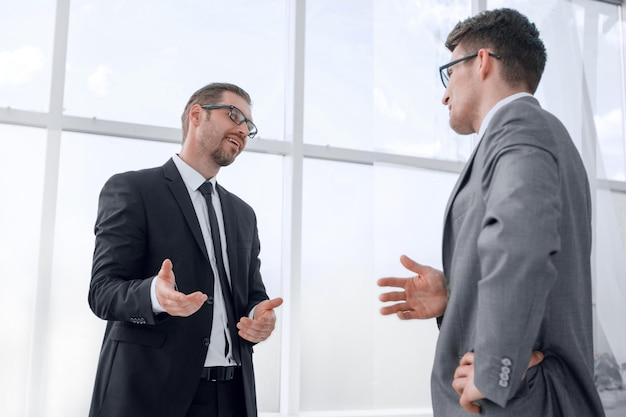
[201,366,238,382]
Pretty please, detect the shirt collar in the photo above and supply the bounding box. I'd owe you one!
[172,154,216,191]
[477,92,533,140]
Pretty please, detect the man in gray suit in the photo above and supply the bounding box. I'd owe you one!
[378,8,605,416]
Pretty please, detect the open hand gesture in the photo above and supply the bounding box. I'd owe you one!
[378,255,448,320]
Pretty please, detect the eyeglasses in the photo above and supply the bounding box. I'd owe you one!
[201,104,258,139]
[439,52,501,88]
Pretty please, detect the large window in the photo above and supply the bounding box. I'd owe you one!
[1,1,625,416]
[63,0,287,140]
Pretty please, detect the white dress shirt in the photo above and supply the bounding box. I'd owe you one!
[477,92,533,140]
[150,154,237,366]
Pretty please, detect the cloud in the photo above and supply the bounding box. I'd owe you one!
[88,65,113,97]
[0,45,45,86]
[374,87,406,123]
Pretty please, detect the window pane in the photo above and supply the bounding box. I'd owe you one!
[64,0,286,140]
[373,163,457,410]
[304,0,374,150]
[0,0,55,111]
[0,125,46,417]
[488,0,625,181]
[303,0,473,161]
[301,159,375,410]
[577,0,624,180]
[301,159,457,412]
[373,0,473,161]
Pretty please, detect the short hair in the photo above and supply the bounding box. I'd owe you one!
[180,82,252,140]
[445,8,547,93]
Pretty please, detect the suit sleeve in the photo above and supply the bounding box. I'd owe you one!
[88,173,160,325]
[243,208,270,314]
[473,143,561,407]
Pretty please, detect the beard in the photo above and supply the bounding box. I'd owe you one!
[210,143,238,167]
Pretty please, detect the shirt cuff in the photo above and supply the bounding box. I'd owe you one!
[150,276,167,314]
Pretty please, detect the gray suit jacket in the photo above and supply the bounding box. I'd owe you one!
[88,158,269,417]
[432,97,605,416]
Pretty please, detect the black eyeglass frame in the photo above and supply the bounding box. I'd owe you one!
[200,104,258,139]
[439,52,501,88]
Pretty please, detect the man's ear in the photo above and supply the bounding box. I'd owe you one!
[477,48,496,82]
[189,104,203,128]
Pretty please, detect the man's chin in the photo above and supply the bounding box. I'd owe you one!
[449,122,474,136]
[212,149,239,167]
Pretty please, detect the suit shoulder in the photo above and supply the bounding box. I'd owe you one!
[486,98,570,155]
[102,164,169,190]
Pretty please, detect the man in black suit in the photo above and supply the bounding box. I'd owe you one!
[88,82,283,417]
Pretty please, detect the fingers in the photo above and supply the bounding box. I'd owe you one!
[380,303,409,318]
[158,289,207,317]
[238,298,283,343]
[378,290,407,303]
[237,313,276,343]
[459,393,481,414]
[262,297,284,311]
[378,255,425,288]
[522,350,544,380]
[399,254,425,274]
[454,352,482,413]
[452,353,474,396]
[158,258,176,286]
[460,352,475,366]
[156,259,207,317]
[377,257,424,286]
[396,309,425,320]
[252,298,283,320]
[377,277,409,289]
[528,350,544,368]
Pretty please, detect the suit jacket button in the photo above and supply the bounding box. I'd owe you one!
[501,357,512,367]
[207,296,214,304]
[203,338,210,346]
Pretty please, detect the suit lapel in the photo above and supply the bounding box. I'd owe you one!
[443,137,482,225]
[162,159,209,260]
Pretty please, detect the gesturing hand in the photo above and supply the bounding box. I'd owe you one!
[155,259,208,317]
[237,297,284,343]
[378,255,448,320]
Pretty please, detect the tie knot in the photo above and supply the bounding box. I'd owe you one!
[198,181,213,197]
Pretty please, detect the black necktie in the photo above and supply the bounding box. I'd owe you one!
[198,181,240,363]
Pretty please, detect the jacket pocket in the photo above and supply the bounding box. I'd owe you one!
[110,322,166,347]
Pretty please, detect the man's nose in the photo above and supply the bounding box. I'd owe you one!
[441,91,450,106]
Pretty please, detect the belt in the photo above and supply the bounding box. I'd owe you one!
[200,366,238,382]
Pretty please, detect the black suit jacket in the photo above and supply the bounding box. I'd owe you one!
[88,158,269,417]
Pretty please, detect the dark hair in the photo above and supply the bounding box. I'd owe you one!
[181,82,252,140]
[445,8,547,93]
